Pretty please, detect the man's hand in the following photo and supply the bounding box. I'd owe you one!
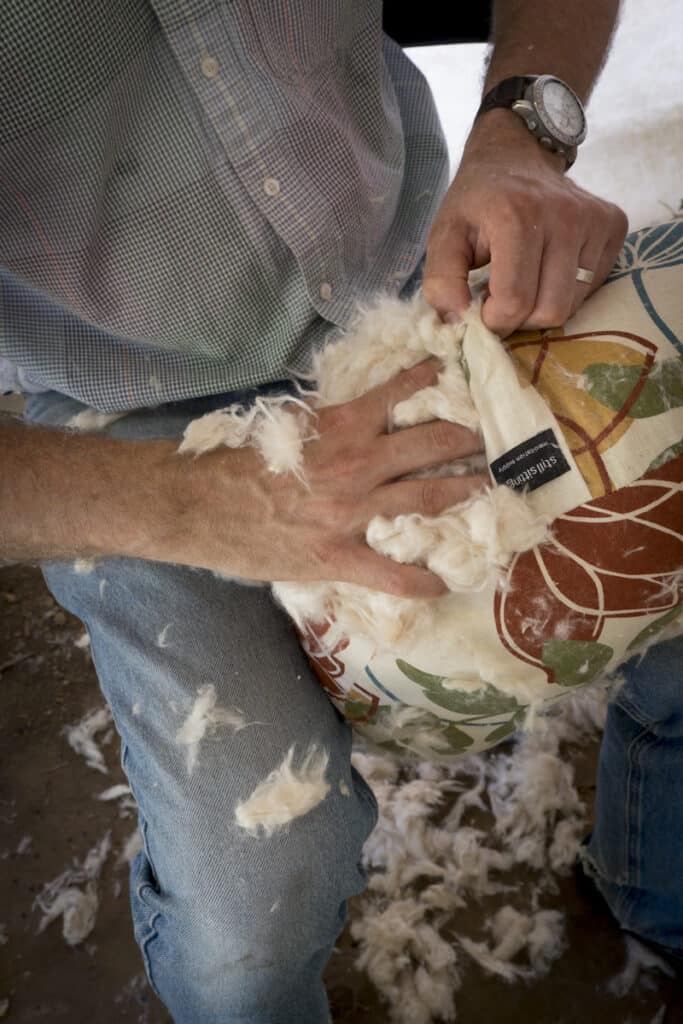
[428,110,630,337]
[423,110,628,339]
[191,359,486,598]
[1,361,486,599]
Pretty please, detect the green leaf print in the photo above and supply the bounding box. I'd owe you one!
[583,359,683,418]
[542,639,614,686]
[484,707,527,746]
[395,659,521,715]
[439,722,476,752]
[344,698,376,722]
[627,605,683,651]
[647,439,683,471]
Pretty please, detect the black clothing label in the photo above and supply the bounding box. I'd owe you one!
[490,428,571,492]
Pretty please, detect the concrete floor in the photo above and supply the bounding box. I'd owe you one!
[1,564,681,1023]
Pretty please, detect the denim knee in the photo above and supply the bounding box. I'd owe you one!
[129,764,377,1021]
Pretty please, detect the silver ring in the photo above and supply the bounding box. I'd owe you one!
[576,266,595,285]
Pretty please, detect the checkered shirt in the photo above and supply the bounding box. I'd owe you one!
[0,1,449,411]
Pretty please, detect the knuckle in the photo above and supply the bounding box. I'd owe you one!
[421,276,442,308]
[610,204,629,239]
[428,419,459,455]
[492,296,528,324]
[420,476,448,517]
[531,300,572,328]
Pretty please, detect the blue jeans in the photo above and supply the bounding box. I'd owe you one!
[580,634,683,951]
[27,390,378,1024]
[26,389,682,1022]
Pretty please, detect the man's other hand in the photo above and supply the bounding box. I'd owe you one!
[422,109,628,337]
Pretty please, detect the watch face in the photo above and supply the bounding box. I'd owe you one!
[535,76,586,145]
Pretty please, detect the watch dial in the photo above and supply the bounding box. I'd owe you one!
[541,79,584,140]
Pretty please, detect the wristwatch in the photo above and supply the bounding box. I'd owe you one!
[476,75,587,169]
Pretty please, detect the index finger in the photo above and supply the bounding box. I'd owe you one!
[422,223,474,320]
[481,217,544,337]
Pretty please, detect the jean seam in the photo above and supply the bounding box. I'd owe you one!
[616,689,660,730]
[140,909,163,998]
[622,724,657,912]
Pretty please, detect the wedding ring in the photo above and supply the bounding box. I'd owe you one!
[576,266,595,284]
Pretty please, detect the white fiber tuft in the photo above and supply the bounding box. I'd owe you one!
[235,744,330,836]
[117,829,143,868]
[178,395,313,479]
[73,558,96,575]
[157,623,172,648]
[67,409,127,432]
[606,935,675,997]
[366,484,549,593]
[349,686,611,1022]
[34,832,111,946]
[175,684,247,774]
[63,705,114,774]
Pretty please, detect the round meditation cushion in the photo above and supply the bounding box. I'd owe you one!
[282,217,683,758]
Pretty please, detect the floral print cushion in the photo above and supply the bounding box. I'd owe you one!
[300,216,683,759]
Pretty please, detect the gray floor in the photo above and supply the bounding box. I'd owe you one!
[1,564,681,1023]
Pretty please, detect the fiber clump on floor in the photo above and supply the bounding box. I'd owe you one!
[63,704,114,774]
[347,686,612,1024]
[34,832,112,946]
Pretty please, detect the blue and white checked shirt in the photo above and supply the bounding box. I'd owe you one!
[0,1,449,412]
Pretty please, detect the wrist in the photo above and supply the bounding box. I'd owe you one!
[463,107,566,173]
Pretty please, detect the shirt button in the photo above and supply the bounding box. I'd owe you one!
[200,55,219,79]
[319,282,333,301]
[263,177,281,197]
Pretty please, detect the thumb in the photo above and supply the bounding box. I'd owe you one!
[422,222,473,321]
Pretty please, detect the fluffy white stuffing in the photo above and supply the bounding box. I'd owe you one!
[66,408,127,432]
[179,292,550,688]
[34,832,111,946]
[347,685,612,1023]
[175,684,248,774]
[63,704,114,774]
[72,558,96,574]
[457,906,567,982]
[366,484,548,592]
[179,394,313,479]
[234,744,330,837]
[117,829,143,868]
[606,935,675,997]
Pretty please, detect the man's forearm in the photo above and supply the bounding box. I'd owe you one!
[0,418,191,565]
[485,0,620,100]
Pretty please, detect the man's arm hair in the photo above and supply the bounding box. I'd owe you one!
[484,0,621,100]
[0,417,191,565]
